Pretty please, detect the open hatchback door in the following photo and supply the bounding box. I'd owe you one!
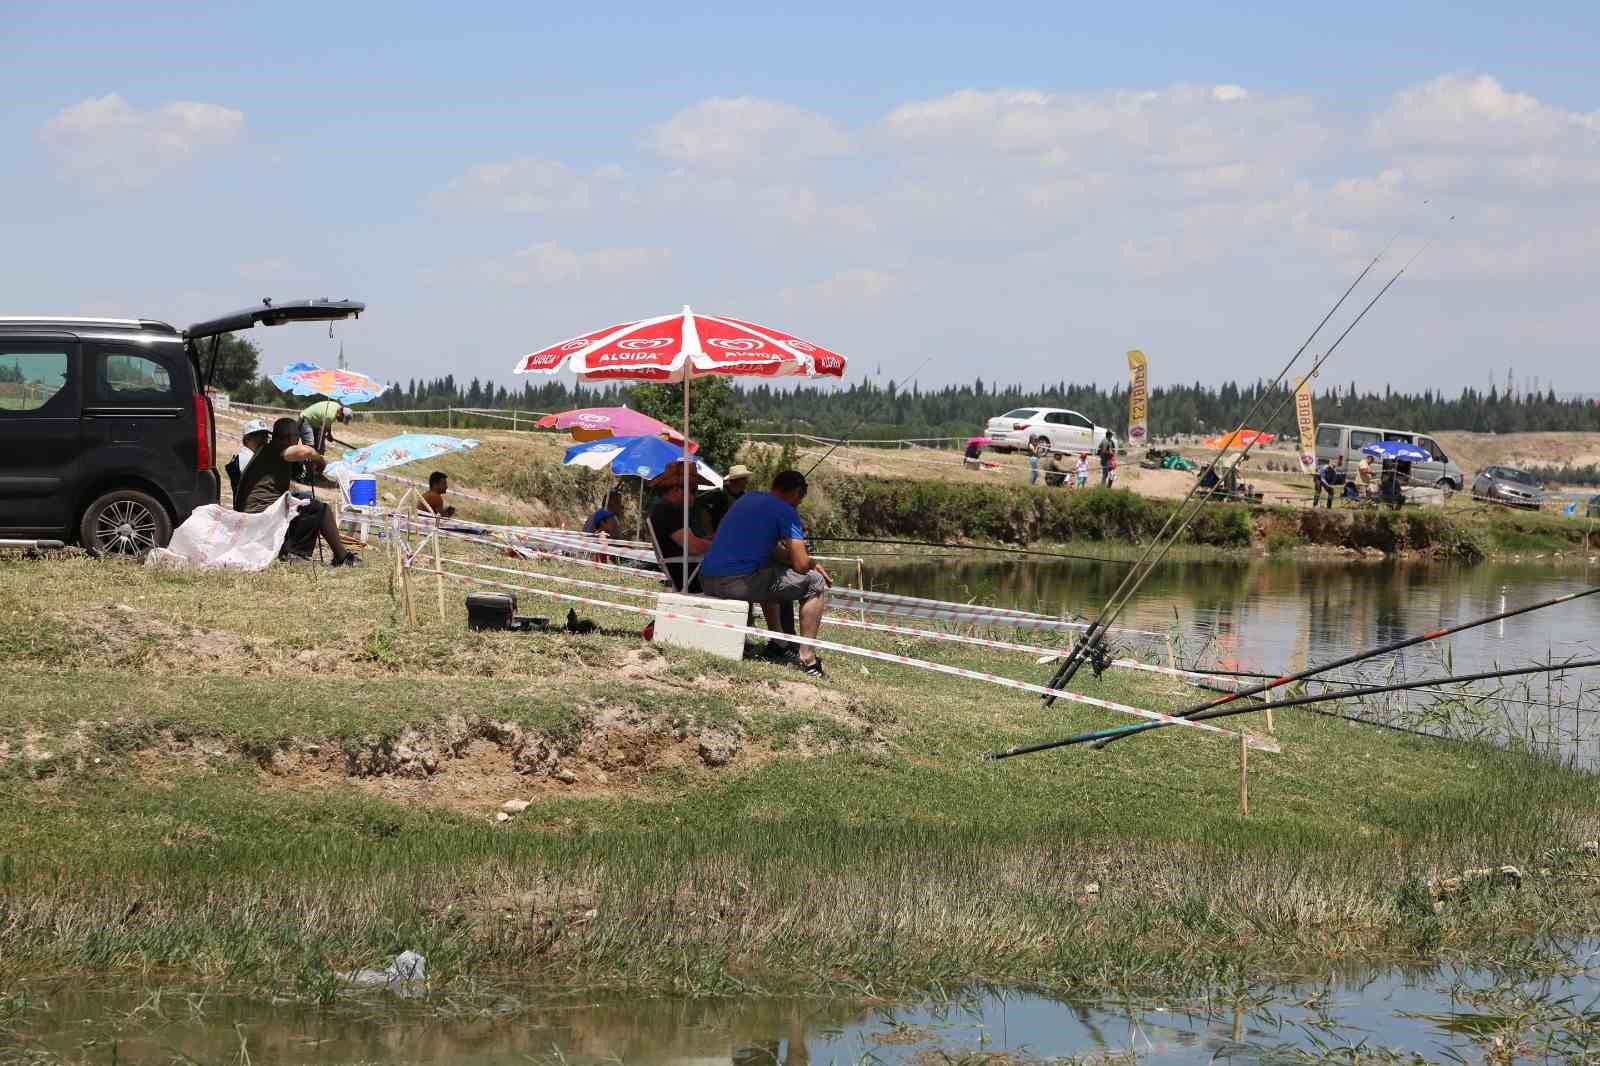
[186,298,366,389]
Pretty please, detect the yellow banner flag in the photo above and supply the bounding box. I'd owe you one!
[1295,377,1316,472]
[1126,349,1149,446]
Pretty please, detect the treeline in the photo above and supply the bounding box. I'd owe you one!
[334,375,1600,440]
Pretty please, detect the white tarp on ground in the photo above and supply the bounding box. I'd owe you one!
[146,494,294,571]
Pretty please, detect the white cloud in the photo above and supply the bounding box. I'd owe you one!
[424,241,671,287]
[432,158,594,215]
[1371,74,1599,151]
[780,269,898,310]
[42,93,243,189]
[644,96,850,168]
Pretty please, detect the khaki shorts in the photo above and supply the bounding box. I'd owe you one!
[702,566,827,604]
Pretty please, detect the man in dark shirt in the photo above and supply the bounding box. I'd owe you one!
[648,464,710,591]
[235,418,359,566]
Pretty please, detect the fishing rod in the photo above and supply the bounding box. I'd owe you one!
[1038,240,1401,707]
[808,536,1136,566]
[989,582,1600,759]
[993,656,1600,759]
[803,355,936,477]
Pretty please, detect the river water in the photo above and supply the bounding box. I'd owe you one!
[862,555,1600,765]
[11,945,1598,1063]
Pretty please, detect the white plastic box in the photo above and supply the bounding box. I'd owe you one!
[653,592,749,661]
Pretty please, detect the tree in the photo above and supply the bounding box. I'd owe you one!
[208,335,260,394]
[626,376,745,472]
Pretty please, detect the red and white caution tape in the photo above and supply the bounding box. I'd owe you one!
[413,557,1275,751]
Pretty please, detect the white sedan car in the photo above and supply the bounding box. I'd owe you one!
[984,407,1110,456]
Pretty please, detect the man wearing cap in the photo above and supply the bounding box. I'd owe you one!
[300,399,352,454]
[699,463,751,532]
[225,419,271,509]
[701,470,830,677]
[648,461,711,592]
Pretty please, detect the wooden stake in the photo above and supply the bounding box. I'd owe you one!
[1264,685,1276,735]
[1165,635,1176,668]
[1238,729,1250,817]
[432,527,447,623]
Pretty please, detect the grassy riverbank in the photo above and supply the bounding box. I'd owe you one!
[3,549,1599,1002]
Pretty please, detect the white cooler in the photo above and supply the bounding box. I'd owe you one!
[653,592,749,661]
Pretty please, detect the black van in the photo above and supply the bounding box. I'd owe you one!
[0,299,362,555]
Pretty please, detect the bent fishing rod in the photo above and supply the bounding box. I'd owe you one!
[1040,239,1404,707]
[989,582,1600,759]
[991,656,1600,759]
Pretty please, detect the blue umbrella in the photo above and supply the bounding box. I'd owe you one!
[325,433,480,482]
[564,435,722,487]
[1361,440,1430,463]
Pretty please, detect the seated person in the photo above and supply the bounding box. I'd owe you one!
[419,471,457,518]
[584,489,624,538]
[700,469,830,677]
[234,417,360,566]
[649,463,711,592]
[225,419,271,509]
[699,465,751,531]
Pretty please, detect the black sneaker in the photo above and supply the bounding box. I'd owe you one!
[797,657,827,678]
[333,553,363,568]
[761,641,800,665]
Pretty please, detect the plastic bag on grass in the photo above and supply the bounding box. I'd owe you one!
[145,493,294,572]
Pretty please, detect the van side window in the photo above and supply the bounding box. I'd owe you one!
[1419,437,1446,461]
[91,350,176,405]
[1349,430,1379,450]
[1315,425,1341,449]
[0,346,72,415]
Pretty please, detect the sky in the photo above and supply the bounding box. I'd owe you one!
[4,1,1598,397]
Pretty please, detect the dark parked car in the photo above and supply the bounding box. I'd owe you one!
[0,299,363,555]
[1471,465,1546,510]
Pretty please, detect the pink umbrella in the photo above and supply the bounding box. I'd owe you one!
[516,306,847,563]
[536,406,696,451]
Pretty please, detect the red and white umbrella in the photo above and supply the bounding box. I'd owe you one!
[515,306,848,563]
[516,305,847,382]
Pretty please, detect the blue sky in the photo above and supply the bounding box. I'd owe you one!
[5,1,1597,396]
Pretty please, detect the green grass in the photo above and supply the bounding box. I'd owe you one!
[2,551,1598,1001]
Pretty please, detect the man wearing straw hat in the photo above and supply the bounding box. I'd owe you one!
[700,463,752,532]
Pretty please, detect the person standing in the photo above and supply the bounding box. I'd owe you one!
[1098,432,1117,487]
[1028,452,1039,486]
[1314,456,1344,509]
[1075,453,1090,488]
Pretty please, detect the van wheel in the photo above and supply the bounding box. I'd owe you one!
[1030,437,1051,457]
[1435,478,1458,496]
[80,489,172,558]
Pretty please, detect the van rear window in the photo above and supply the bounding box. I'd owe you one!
[93,352,176,404]
[1002,409,1038,419]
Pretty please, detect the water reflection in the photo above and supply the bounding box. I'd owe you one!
[13,943,1600,1063]
[866,556,1600,765]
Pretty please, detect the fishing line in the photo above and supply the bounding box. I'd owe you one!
[989,582,1600,758]
[802,355,936,477]
[1038,238,1405,708]
[808,536,1137,566]
[991,656,1600,758]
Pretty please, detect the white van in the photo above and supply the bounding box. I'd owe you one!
[1313,423,1464,491]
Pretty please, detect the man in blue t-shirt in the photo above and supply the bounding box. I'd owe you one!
[700,469,831,676]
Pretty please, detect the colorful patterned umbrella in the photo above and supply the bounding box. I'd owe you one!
[536,406,695,450]
[269,361,390,405]
[325,433,479,482]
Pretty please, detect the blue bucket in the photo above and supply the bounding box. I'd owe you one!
[349,476,377,506]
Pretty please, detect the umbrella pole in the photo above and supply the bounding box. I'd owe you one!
[636,477,645,542]
[682,373,691,583]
